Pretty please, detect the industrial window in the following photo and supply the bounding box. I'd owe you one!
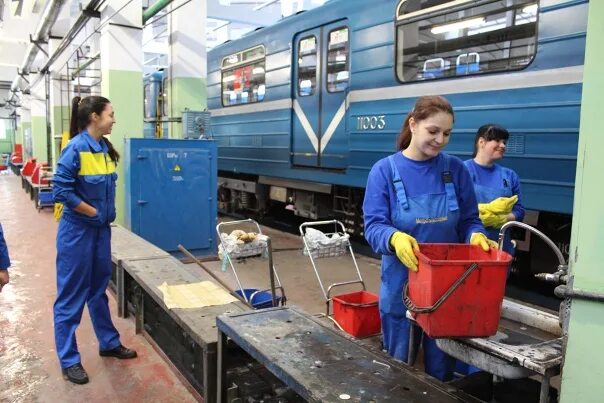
[395,0,538,82]
[144,83,154,118]
[162,77,168,117]
[0,120,7,139]
[327,27,349,92]
[298,36,317,96]
[221,45,266,107]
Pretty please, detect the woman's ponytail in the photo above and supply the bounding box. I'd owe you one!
[103,137,120,163]
[70,96,82,138]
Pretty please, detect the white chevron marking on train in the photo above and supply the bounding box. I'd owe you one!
[293,97,349,153]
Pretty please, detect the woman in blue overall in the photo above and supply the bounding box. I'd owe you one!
[0,222,10,292]
[53,96,137,385]
[363,96,496,381]
[464,124,525,256]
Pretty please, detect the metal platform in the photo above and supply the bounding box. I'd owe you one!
[436,299,563,403]
[217,307,480,403]
[121,255,247,402]
[110,224,170,316]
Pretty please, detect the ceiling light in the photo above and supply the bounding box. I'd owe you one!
[522,4,538,14]
[431,17,485,34]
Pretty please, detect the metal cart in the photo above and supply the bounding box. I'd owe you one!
[216,219,286,309]
[299,220,371,327]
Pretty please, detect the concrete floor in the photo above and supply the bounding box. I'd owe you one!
[0,172,384,403]
[0,174,197,403]
[203,218,383,317]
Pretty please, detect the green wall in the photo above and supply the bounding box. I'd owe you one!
[560,2,604,402]
[167,77,207,139]
[51,105,70,167]
[21,121,32,159]
[101,69,144,226]
[15,121,24,147]
[31,115,48,162]
[0,124,13,154]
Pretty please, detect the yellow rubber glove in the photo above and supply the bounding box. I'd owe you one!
[470,232,498,252]
[479,209,508,229]
[481,195,518,215]
[390,231,420,272]
[53,203,64,222]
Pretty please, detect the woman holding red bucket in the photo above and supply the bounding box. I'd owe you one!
[362,95,497,381]
[464,124,525,257]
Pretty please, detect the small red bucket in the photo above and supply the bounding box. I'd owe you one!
[332,291,381,338]
[407,243,512,338]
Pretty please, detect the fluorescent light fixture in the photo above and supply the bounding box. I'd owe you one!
[522,4,538,14]
[252,67,265,75]
[431,17,485,34]
[253,0,279,11]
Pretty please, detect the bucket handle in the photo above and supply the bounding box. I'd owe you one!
[403,262,479,314]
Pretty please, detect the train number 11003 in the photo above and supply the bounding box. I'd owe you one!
[356,115,386,130]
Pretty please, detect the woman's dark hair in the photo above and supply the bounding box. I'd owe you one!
[396,95,455,150]
[472,124,509,157]
[70,96,120,163]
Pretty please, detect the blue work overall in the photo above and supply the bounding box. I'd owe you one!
[465,162,514,255]
[53,131,121,368]
[381,154,459,381]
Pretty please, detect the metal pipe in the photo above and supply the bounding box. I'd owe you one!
[9,0,67,99]
[498,221,566,265]
[70,51,101,80]
[143,0,174,24]
[267,237,277,308]
[45,73,52,164]
[555,285,604,302]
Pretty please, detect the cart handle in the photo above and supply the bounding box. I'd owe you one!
[217,219,263,236]
[299,220,346,237]
[326,280,366,300]
[403,262,479,314]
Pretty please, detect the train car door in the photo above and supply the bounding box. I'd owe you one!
[292,21,349,169]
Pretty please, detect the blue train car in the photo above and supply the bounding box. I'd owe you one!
[143,69,169,138]
[207,0,587,273]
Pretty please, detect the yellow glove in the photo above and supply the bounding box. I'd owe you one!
[390,232,420,272]
[53,203,64,222]
[479,209,508,229]
[480,195,518,215]
[470,232,498,252]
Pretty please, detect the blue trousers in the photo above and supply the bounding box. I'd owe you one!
[54,218,121,368]
[381,311,456,381]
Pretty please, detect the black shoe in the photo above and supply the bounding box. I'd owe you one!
[62,363,89,385]
[99,344,138,359]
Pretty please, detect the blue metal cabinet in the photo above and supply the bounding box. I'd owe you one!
[125,139,217,256]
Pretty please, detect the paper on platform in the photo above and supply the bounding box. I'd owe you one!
[158,281,238,309]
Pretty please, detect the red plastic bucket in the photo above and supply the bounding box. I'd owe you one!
[407,243,512,338]
[332,291,381,338]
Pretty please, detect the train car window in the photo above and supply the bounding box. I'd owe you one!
[395,0,538,82]
[221,45,266,107]
[144,83,153,118]
[327,27,349,92]
[298,36,317,96]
